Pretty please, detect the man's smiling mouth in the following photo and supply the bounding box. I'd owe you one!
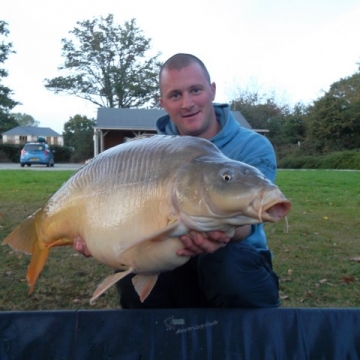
[182,111,200,118]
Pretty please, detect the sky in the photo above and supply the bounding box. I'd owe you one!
[2,0,360,134]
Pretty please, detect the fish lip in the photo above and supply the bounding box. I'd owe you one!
[251,187,291,223]
[260,199,292,222]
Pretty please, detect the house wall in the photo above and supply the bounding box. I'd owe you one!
[2,135,64,146]
[102,130,126,151]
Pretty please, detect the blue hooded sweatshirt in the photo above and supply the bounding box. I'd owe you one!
[156,103,277,251]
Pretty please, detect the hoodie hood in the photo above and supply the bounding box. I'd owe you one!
[156,112,180,136]
[211,104,241,149]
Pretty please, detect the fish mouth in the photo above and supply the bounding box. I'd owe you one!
[260,199,291,222]
[255,189,291,223]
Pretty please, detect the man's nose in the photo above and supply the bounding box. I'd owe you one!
[181,92,194,109]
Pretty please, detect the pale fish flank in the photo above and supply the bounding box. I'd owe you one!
[2,135,291,304]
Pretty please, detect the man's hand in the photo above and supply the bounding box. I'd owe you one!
[176,225,252,257]
[176,231,230,257]
[73,236,92,257]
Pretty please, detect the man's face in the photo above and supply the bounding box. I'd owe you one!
[159,62,217,139]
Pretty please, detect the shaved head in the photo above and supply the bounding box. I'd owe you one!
[159,53,211,93]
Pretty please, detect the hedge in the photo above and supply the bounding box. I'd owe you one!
[0,144,74,163]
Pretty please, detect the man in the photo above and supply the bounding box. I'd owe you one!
[115,53,280,309]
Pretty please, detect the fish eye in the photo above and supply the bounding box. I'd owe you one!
[221,172,233,182]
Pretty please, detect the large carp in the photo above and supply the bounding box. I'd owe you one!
[2,135,291,304]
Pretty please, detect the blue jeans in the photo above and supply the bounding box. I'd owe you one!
[116,242,280,309]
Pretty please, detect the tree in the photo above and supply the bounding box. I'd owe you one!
[0,113,18,137]
[0,21,20,137]
[11,112,40,127]
[306,70,360,152]
[44,15,161,109]
[230,88,292,146]
[63,114,95,162]
[281,102,307,145]
[230,88,289,130]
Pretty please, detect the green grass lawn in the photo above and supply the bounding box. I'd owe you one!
[269,170,360,308]
[0,169,359,310]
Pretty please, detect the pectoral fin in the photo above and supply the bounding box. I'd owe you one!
[119,220,181,255]
[90,268,134,305]
[132,274,159,302]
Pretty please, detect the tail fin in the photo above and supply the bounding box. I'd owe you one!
[2,214,38,254]
[2,212,49,295]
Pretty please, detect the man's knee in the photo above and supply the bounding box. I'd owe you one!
[198,243,280,308]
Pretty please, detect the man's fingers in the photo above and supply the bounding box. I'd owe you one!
[177,232,227,257]
[207,231,231,244]
[177,248,197,257]
[190,231,227,252]
[179,234,204,254]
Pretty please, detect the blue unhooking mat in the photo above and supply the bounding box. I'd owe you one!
[1,308,360,359]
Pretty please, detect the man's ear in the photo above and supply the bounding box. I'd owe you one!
[211,82,216,100]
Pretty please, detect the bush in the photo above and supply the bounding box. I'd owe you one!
[319,151,360,170]
[278,150,360,170]
[0,144,74,163]
[0,144,21,162]
[49,145,73,163]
